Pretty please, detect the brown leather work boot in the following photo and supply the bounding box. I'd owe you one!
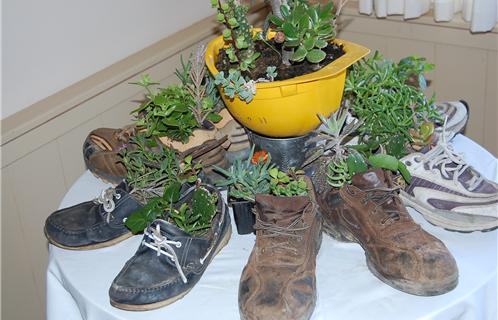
[238,179,322,320]
[318,168,458,296]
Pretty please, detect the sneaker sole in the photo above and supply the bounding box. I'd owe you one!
[399,191,498,233]
[110,223,232,311]
[322,218,458,296]
[44,227,133,250]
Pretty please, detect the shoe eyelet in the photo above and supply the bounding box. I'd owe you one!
[414,156,422,163]
[405,160,412,166]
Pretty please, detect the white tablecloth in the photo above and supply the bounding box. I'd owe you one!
[47,134,498,320]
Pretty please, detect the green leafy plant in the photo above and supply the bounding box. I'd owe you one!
[215,146,308,199]
[125,182,218,236]
[211,0,260,72]
[270,0,337,64]
[214,70,256,103]
[304,106,411,189]
[345,52,440,158]
[175,46,223,126]
[214,146,274,202]
[269,167,308,196]
[130,77,198,143]
[120,133,201,204]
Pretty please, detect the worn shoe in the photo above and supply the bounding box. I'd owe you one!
[238,178,322,320]
[433,100,469,134]
[400,132,498,232]
[109,185,231,311]
[318,169,458,296]
[83,126,135,184]
[44,182,142,250]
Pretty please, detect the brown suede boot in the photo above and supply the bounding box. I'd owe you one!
[318,168,458,296]
[238,179,322,320]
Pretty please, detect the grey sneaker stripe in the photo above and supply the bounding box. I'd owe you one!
[407,177,475,198]
[427,198,498,210]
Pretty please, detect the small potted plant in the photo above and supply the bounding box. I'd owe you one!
[215,146,308,234]
[205,0,370,138]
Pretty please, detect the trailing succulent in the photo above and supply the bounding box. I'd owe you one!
[304,106,411,189]
[215,146,308,201]
[345,52,440,158]
[131,46,222,143]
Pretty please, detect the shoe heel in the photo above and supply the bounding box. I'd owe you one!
[322,219,355,243]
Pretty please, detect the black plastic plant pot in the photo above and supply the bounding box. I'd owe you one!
[231,200,255,235]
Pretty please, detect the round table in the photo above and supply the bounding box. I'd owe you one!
[47,134,498,320]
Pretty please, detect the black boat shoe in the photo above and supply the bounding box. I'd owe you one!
[44,182,142,250]
[109,185,231,311]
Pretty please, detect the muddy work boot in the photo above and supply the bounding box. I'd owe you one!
[239,183,322,320]
[318,169,458,296]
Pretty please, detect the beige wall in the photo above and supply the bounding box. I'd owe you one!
[1,3,496,319]
[2,0,213,119]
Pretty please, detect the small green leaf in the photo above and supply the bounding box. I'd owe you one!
[206,112,223,123]
[315,39,328,48]
[292,45,307,62]
[346,150,368,176]
[303,37,316,51]
[369,154,399,171]
[270,15,284,26]
[217,13,225,23]
[398,161,412,183]
[163,181,181,203]
[223,29,232,39]
[280,4,290,18]
[282,22,298,38]
[269,167,279,179]
[306,49,326,63]
[125,212,148,234]
[228,17,238,27]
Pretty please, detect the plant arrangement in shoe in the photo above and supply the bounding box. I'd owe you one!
[109,184,232,311]
[345,52,440,158]
[214,146,307,201]
[205,0,370,137]
[120,132,202,204]
[125,181,219,236]
[304,106,411,191]
[238,176,322,319]
[131,46,223,144]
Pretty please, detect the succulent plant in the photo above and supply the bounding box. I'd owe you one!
[270,0,337,64]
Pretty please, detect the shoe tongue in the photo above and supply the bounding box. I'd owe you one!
[255,194,310,226]
[152,219,191,238]
[352,168,389,190]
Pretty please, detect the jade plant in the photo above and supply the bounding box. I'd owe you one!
[215,146,308,200]
[131,47,222,143]
[269,0,337,64]
[345,52,440,158]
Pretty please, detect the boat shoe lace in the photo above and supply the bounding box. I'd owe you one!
[93,187,122,223]
[142,223,187,284]
[415,120,483,191]
[254,202,315,256]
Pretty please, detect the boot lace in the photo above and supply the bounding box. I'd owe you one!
[254,202,315,255]
[93,187,122,223]
[415,118,483,191]
[360,187,402,225]
[142,223,187,283]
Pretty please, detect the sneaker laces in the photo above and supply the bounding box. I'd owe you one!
[417,117,483,191]
[142,223,187,284]
[94,187,122,223]
[361,187,402,225]
[254,202,314,255]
